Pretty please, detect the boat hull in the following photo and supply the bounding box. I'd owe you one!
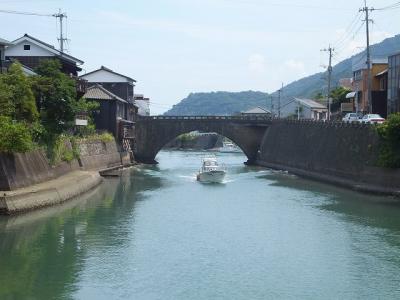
[197,170,226,183]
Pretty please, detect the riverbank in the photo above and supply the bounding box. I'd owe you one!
[0,170,102,215]
[0,139,134,214]
[255,119,400,196]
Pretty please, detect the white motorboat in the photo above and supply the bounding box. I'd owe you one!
[197,156,226,183]
[218,141,241,153]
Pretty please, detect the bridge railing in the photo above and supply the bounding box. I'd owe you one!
[137,115,273,121]
[137,115,380,127]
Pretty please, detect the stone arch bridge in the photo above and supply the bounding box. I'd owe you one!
[134,116,272,164]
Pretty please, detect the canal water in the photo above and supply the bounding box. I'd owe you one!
[1,150,400,299]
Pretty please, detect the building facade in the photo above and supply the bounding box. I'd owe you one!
[352,58,388,115]
[81,67,139,151]
[280,98,328,120]
[388,53,400,115]
[5,34,84,76]
[83,85,138,141]
[80,66,136,102]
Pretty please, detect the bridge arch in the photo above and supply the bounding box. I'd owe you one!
[134,116,270,164]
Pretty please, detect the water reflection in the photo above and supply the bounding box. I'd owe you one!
[0,167,162,300]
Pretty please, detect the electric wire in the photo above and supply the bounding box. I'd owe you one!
[0,9,52,17]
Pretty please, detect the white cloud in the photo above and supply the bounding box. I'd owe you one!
[248,54,266,73]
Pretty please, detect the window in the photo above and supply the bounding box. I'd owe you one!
[23,44,30,50]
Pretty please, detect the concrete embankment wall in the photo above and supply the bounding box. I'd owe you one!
[256,120,400,195]
[0,140,124,191]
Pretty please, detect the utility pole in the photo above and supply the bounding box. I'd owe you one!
[321,45,334,120]
[360,0,374,114]
[278,83,283,118]
[53,9,67,52]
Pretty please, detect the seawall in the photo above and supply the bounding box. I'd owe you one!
[256,120,400,196]
[0,139,132,214]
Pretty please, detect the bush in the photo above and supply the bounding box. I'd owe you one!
[376,113,400,168]
[47,134,77,165]
[75,132,115,144]
[0,116,34,153]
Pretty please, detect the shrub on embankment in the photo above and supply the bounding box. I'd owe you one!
[377,113,400,168]
[0,116,35,153]
[0,60,104,165]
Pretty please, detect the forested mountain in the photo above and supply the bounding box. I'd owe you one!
[164,91,269,116]
[164,35,400,116]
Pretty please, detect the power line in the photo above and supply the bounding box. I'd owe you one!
[374,1,400,10]
[0,8,68,52]
[0,9,52,17]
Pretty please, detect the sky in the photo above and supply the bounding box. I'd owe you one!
[0,0,399,114]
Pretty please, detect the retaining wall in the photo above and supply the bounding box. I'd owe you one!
[256,120,400,195]
[0,140,125,191]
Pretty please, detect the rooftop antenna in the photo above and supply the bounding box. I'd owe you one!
[53,9,68,52]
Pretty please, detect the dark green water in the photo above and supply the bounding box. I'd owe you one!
[1,150,400,299]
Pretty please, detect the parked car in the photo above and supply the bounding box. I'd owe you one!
[359,114,385,124]
[342,113,361,122]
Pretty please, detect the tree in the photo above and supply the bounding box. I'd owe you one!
[30,60,78,135]
[330,86,351,104]
[0,80,13,117]
[0,62,38,122]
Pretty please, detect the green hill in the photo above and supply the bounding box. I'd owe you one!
[164,91,269,116]
[164,34,400,116]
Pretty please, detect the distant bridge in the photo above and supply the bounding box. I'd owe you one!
[134,115,272,164]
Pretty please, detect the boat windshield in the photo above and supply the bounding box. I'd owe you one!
[204,160,218,166]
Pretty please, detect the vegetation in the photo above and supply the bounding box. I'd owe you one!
[376,113,400,168]
[164,91,269,116]
[0,116,34,153]
[329,86,352,112]
[0,60,108,163]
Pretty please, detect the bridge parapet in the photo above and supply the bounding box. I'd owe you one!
[137,115,273,123]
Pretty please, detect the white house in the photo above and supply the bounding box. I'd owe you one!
[241,106,271,117]
[281,97,328,120]
[5,34,84,76]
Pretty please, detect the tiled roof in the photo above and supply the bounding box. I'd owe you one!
[84,84,128,103]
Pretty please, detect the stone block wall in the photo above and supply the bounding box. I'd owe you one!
[77,141,122,170]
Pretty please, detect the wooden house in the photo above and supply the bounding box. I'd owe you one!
[80,66,136,102]
[83,84,138,149]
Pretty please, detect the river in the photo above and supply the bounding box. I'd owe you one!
[1,150,400,299]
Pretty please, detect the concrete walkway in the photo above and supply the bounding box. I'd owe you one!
[0,171,103,215]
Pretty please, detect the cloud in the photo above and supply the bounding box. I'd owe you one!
[248,54,266,73]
